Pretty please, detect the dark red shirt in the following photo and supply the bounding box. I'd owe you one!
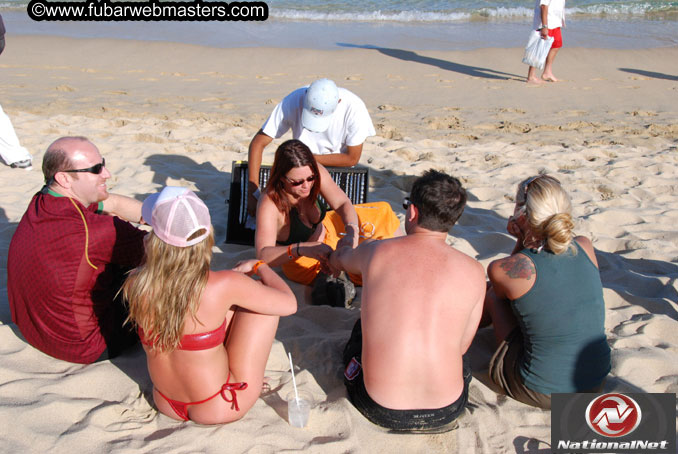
[7,188,146,363]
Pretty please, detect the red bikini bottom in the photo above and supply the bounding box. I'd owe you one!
[155,373,248,421]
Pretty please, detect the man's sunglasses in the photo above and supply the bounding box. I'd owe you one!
[63,159,106,175]
[285,174,316,187]
[516,174,560,206]
[403,197,412,210]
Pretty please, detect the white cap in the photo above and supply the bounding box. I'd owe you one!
[302,79,339,133]
[142,186,211,247]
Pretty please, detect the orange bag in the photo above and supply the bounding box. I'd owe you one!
[281,201,401,285]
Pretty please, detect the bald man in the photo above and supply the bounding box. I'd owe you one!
[8,136,147,363]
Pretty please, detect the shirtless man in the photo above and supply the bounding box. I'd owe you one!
[330,170,486,432]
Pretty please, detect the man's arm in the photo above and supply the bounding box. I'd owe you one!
[314,144,362,168]
[540,4,549,38]
[102,193,142,223]
[246,130,274,216]
[330,239,374,276]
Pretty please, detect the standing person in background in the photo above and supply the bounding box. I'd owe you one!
[527,0,566,84]
[0,13,33,169]
[246,78,375,218]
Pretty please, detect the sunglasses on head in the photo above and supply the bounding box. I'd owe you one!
[285,174,316,187]
[403,197,412,211]
[516,174,560,206]
[63,158,106,175]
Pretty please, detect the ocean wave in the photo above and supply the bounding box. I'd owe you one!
[271,9,471,23]
[271,3,678,23]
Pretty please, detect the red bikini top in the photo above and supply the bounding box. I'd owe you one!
[139,319,227,351]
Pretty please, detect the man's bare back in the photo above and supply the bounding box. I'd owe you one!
[332,171,485,429]
[352,233,484,409]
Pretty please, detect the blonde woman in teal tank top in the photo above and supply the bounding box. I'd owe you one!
[482,175,611,409]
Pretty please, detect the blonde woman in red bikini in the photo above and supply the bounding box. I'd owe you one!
[123,186,296,424]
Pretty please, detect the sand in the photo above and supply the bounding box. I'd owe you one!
[0,36,677,453]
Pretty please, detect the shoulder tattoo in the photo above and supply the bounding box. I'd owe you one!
[499,255,535,280]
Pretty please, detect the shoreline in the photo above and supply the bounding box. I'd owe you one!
[4,11,678,51]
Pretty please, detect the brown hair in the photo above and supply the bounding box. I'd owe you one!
[410,170,467,232]
[266,139,321,216]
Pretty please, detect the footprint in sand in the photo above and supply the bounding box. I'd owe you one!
[345,75,363,81]
[375,123,403,140]
[55,85,76,92]
[377,104,401,111]
[630,110,658,117]
[135,133,166,144]
[425,116,462,130]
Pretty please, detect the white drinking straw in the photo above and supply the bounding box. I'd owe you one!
[288,352,300,402]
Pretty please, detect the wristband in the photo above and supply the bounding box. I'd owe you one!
[287,244,294,260]
[296,242,301,257]
[252,260,265,275]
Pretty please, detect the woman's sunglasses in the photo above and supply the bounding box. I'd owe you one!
[285,174,316,187]
[63,159,106,175]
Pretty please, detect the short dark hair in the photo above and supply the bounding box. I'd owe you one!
[410,170,467,232]
[42,136,89,184]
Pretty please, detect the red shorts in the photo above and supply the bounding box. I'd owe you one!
[547,27,562,49]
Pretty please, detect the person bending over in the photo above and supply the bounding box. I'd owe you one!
[246,78,375,217]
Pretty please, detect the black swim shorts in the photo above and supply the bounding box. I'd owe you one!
[343,319,471,433]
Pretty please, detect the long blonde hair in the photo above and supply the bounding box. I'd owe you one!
[123,229,214,352]
[520,175,576,255]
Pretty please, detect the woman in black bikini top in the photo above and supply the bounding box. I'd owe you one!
[255,139,360,281]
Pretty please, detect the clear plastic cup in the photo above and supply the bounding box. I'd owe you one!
[286,390,312,428]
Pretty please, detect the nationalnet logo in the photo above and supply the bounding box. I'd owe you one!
[551,393,676,454]
[585,393,641,437]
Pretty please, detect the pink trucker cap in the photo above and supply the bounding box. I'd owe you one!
[142,186,211,247]
[302,78,339,133]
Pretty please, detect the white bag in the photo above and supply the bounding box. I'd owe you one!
[522,30,554,70]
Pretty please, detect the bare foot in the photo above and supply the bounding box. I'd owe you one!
[541,74,559,82]
[526,77,544,85]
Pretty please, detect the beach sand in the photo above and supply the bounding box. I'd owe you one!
[1,36,677,453]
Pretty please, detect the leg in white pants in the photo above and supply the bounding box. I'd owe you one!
[0,103,32,166]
